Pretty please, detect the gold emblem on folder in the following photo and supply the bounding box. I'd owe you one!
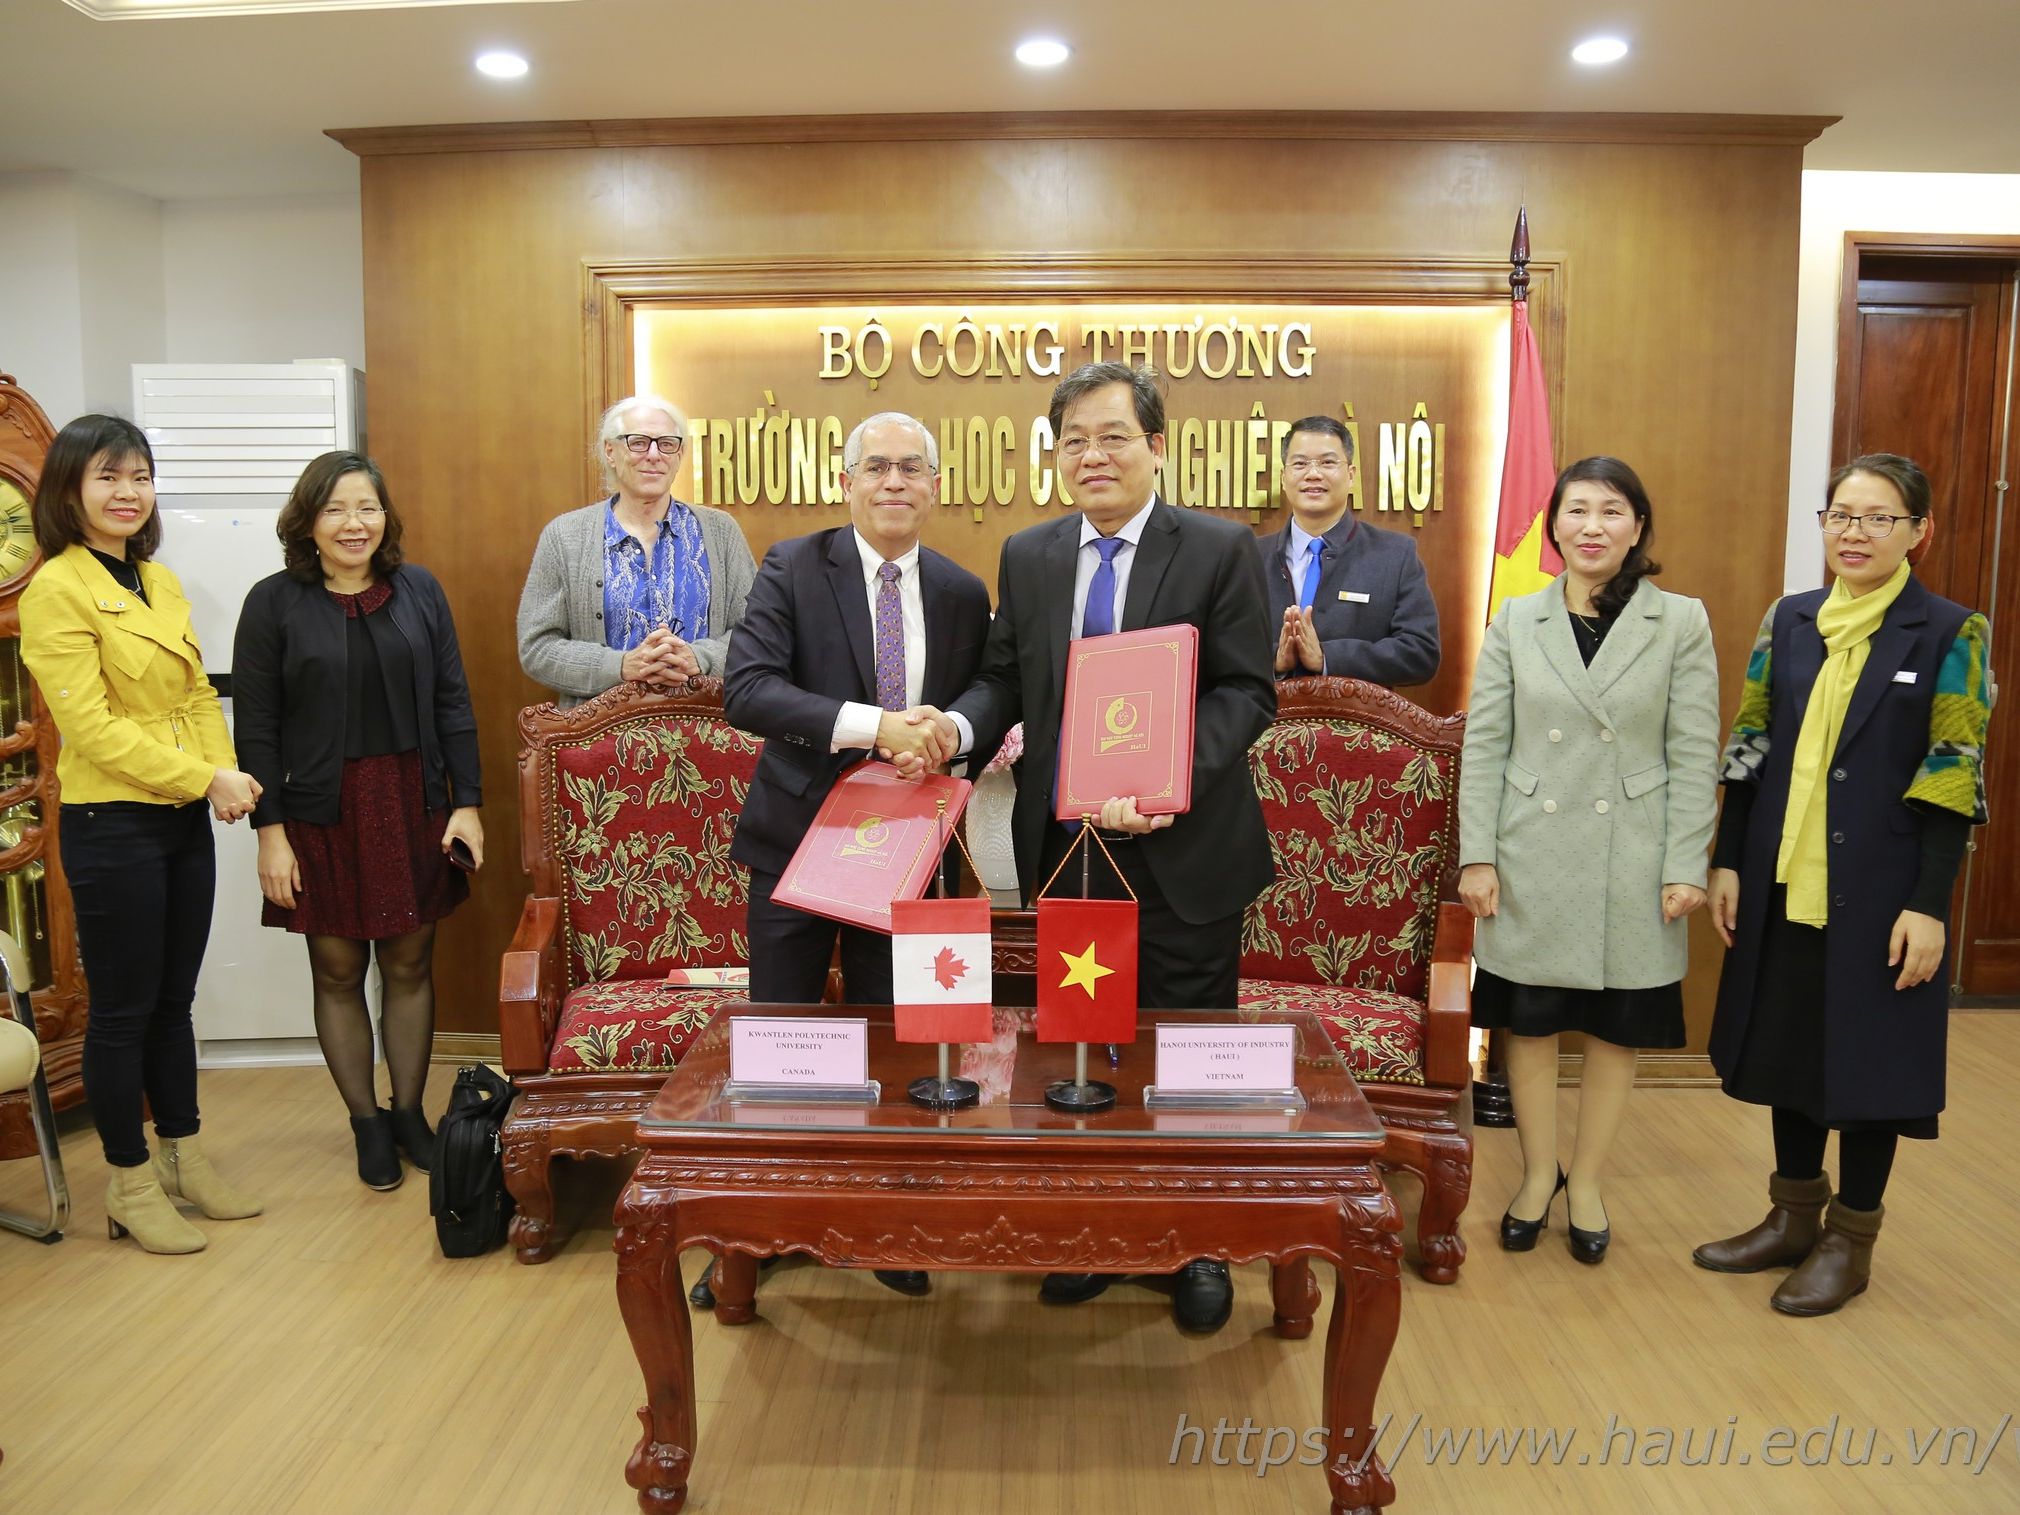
[1096,692,1153,755]
[836,811,897,867]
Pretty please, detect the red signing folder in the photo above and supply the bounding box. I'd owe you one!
[774,762,972,934]
[1054,624,1198,821]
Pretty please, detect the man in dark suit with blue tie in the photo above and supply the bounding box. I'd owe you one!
[912,362,1277,1333]
[722,411,992,1300]
[1256,415,1440,686]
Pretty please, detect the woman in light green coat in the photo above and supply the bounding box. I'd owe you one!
[1458,457,1720,1264]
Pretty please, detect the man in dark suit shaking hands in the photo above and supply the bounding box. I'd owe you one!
[914,363,1277,1332]
[725,411,992,1008]
[1257,415,1439,686]
[723,412,992,1299]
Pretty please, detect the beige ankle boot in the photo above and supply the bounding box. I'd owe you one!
[106,1165,206,1254]
[153,1134,263,1220]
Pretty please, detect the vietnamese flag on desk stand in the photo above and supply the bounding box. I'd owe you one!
[1035,897,1138,1043]
[891,897,994,1044]
[1485,207,1559,626]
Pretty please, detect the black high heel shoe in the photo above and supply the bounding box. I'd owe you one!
[1499,1166,1567,1252]
[1567,1187,1611,1264]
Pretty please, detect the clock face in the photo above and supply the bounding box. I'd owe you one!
[0,477,35,587]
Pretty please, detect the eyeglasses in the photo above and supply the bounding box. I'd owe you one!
[318,504,386,524]
[1819,509,1920,537]
[617,433,684,456]
[1285,456,1348,477]
[1058,431,1150,459]
[853,457,933,481]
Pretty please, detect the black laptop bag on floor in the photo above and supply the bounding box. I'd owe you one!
[430,1064,518,1258]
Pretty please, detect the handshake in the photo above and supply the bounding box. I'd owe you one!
[875,705,960,777]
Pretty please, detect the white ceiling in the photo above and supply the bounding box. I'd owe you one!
[6,0,2019,201]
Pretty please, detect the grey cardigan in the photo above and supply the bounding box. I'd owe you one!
[516,498,756,704]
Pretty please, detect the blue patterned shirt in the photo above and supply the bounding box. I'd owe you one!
[600,498,712,651]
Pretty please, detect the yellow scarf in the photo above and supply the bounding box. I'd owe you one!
[1777,560,1912,925]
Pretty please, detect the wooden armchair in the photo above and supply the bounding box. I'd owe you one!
[498,679,762,1263]
[1239,677,1474,1283]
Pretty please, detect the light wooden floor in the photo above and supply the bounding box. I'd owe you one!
[5,1016,2018,1515]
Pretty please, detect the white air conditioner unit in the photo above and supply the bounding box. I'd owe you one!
[132,360,365,492]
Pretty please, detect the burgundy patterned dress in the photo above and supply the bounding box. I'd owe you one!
[260,581,468,939]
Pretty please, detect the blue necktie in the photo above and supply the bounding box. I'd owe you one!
[1058,536,1128,832]
[1298,537,1328,611]
[1082,536,1126,638]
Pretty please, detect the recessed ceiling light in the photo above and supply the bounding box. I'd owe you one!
[1570,36,1629,66]
[475,51,530,79]
[1015,38,1071,68]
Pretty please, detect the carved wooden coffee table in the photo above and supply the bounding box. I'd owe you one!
[614,1003,1402,1514]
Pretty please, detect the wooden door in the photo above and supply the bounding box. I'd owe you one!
[1833,246,2020,995]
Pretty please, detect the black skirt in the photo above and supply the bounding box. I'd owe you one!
[1719,886,1939,1139]
[1471,968,1685,1049]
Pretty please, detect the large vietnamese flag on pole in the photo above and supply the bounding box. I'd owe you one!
[891,897,993,1044]
[1486,208,1558,625]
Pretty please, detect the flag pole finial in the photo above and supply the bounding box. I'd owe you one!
[1509,206,1531,305]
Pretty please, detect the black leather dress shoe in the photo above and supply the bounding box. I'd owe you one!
[1568,1223,1611,1264]
[1499,1167,1568,1253]
[688,1254,780,1309]
[1171,1260,1233,1333]
[1039,1272,1115,1304]
[874,1269,931,1296]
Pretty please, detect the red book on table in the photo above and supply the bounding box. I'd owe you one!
[774,762,972,934]
[1054,623,1198,821]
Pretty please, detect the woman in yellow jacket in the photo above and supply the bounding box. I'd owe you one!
[22,414,265,1254]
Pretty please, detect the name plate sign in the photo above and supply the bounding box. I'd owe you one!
[1153,1025,1297,1093]
[729,1018,869,1089]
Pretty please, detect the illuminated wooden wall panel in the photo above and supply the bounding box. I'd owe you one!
[341,113,1823,1055]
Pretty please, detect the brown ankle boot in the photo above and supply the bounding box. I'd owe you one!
[1771,1199,1883,1316]
[1693,1172,1832,1273]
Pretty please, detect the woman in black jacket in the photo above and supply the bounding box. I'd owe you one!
[233,452,483,1190]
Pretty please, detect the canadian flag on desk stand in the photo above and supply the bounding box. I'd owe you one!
[1036,897,1138,1043]
[890,898,994,1044]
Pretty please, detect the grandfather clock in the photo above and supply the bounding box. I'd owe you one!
[0,373,88,1160]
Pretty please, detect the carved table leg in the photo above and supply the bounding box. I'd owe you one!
[1270,1256,1320,1339]
[501,1129,558,1265]
[1320,1220,1402,1513]
[616,1206,696,1514]
[712,1250,759,1326]
[1414,1133,1472,1286]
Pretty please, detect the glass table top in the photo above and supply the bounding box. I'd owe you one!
[639,1003,1383,1141]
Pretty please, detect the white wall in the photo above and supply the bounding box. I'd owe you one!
[74,178,165,413]
[0,173,86,422]
[1787,170,2020,588]
[162,193,364,370]
[0,175,365,424]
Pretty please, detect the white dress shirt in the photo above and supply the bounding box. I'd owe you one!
[830,530,926,752]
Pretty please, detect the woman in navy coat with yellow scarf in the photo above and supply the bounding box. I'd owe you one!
[1697,453,1992,1316]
